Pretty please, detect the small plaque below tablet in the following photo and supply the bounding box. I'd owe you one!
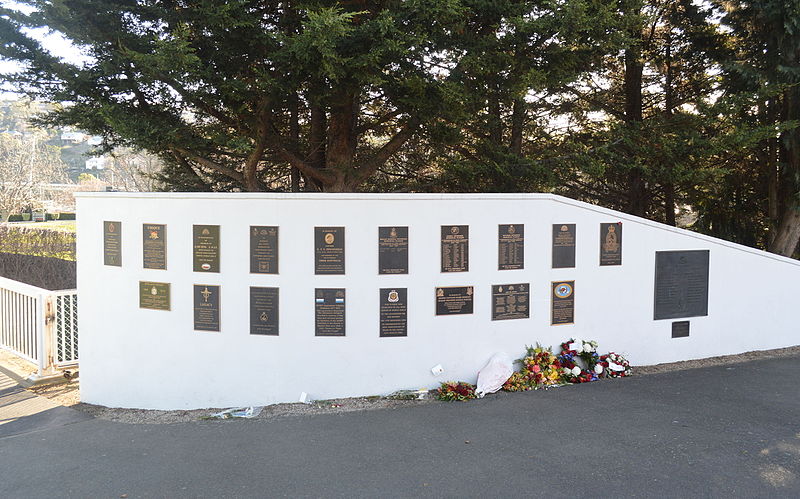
[671,321,690,338]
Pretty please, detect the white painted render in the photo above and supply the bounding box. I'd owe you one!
[75,193,800,409]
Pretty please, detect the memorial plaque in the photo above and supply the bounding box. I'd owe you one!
[491,283,530,321]
[193,225,220,273]
[654,250,709,320]
[441,225,469,273]
[315,288,345,336]
[379,288,407,337]
[600,222,622,266]
[142,223,167,270]
[139,281,170,311]
[315,227,345,275]
[551,281,575,325]
[103,221,122,267]
[498,224,524,270]
[378,227,409,274]
[672,321,690,338]
[435,286,474,315]
[250,287,279,336]
[552,224,576,268]
[193,284,220,332]
[250,226,279,274]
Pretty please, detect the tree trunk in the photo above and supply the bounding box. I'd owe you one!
[488,86,502,146]
[307,101,327,191]
[624,40,646,217]
[325,88,359,191]
[663,32,676,226]
[288,92,301,192]
[770,204,800,256]
[769,86,800,257]
[510,97,525,156]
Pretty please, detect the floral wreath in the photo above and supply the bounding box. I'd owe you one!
[503,344,563,392]
[598,352,632,378]
[558,338,603,383]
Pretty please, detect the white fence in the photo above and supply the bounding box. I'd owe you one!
[0,275,78,377]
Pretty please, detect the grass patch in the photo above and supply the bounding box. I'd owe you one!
[13,221,77,233]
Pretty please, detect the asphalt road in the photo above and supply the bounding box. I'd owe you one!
[1,355,799,498]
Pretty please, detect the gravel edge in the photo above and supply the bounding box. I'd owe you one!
[28,345,800,425]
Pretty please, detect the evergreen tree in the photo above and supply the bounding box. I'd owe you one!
[0,0,465,192]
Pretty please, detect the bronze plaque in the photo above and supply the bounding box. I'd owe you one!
[250,287,279,335]
[600,222,622,266]
[378,227,409,274]
[491,283,529,321]
[498,224,524,270]
[193,225,220,273]
[103,221,122,267]
[552,224,576,268]
[315,227,345,275]
[379,288,407,337]
[654,250,709,320]
[139,281,170,311]
[435,286,474,315]
[441,225,469,272]
[142,224,167,270]
[193,284,220,332]
[250,226,279,274]
[315,288,345,336]
[551,281,575,325]
[672,321,690,338]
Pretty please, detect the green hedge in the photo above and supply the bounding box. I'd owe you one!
[45,212,76,221]
[0,225,76,260]
[7,214,31,222]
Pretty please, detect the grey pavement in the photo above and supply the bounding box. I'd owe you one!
[1,355,799,498]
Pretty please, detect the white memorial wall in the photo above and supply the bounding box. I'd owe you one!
[76,193,800,409]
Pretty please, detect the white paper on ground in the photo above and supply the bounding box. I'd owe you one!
[475,352,514,398]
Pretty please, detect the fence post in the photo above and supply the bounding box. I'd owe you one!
[34,293,57,378]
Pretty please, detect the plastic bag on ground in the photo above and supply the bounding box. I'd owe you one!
[475,352,514,398]
[210,406,263,419]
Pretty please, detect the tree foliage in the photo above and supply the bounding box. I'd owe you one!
[2,0,800,256]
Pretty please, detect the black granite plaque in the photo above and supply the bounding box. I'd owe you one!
[142,223,167,270]
[551,281,575,325]
[378,227,409,274]
[435,286,474,315]
[193,284,220,332]
[498,224,524,270]
[600,222,622,266]
[103,221,122,267]
[193,225,220,273]
[315,288,345,336]
[250,226,279,274]
[441,225,469,272]
[139,281,170,310]
[654,250,709,320]
[250,287,279,336]
[491,283,530,321]
[315,227,345,275]
[379,288,407,337]
[552,224,576,268]
[672,321,690,338]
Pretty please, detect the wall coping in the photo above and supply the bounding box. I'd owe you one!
[75,191,800,268]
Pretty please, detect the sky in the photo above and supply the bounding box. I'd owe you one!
[1,1,92,97]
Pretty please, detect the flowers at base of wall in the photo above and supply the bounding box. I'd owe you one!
[441,340,633,402]
[558,338,601,383]
[502,344,564,392]
[599,352,632,378]
[435,381,477,401]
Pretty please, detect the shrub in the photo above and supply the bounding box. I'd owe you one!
[0,253,76,290]
[0,225,76,260]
